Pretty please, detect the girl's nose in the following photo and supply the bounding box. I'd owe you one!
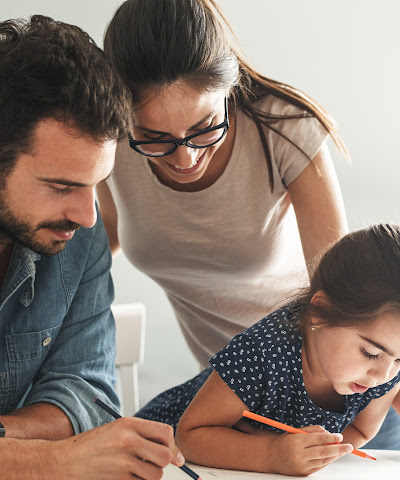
[368,361,393,385]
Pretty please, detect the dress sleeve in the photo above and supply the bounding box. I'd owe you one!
[210,332,273,411]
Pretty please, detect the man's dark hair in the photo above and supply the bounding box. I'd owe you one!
[0,15,131,175]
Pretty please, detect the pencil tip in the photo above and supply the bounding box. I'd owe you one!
[366,454,377,461]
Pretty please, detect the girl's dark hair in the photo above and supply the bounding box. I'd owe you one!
[104,0,348,191]
[296,224,400,328]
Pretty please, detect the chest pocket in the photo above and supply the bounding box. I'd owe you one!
[6,323,62,363]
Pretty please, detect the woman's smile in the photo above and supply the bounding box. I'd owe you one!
[164,150,206,175]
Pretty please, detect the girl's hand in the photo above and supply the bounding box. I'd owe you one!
[268,425,353,476]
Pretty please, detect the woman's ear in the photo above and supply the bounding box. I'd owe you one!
[309,290,331,328]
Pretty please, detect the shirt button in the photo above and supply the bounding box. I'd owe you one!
[42,337,51,347]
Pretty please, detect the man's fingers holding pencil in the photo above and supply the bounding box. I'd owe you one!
[128,417,186,467]
[171,445,187,467]
[113,417,185,467]
[93,400,197,478]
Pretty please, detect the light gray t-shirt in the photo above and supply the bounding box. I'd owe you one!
[108,95,328,368]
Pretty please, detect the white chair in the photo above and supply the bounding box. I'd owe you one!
[112,303,146,416]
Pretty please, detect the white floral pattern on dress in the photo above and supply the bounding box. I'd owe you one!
[135,303,400,431]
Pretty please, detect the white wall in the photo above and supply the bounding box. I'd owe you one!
[2,1,400,405]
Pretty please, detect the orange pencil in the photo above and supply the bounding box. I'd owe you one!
[242,410,376,461]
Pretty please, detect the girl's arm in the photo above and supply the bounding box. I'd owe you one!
[96,182,120,255]
[342,384,400,447]
[176,371,352,477]
[288,143,348,276]
[393,389,400,415]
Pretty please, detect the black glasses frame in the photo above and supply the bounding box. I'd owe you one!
[129,97,229,157]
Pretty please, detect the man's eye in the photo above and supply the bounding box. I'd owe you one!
[49,185,72,195]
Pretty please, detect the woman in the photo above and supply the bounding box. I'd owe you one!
[97,0,400,447]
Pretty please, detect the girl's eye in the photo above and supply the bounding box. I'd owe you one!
[361,347,379,360]
[49,185,72,195]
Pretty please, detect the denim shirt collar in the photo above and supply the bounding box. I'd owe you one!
[0,244,41,310]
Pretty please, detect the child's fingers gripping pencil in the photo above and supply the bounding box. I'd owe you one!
[242,411,377,461]
[93,398,201,479]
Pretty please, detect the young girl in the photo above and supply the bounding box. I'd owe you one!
[135,224,400,476]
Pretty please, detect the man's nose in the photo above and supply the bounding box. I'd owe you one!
[65,189,97,229]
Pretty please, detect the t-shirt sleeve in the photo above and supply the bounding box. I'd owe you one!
[261,96,329,187]
[210,332,271,411]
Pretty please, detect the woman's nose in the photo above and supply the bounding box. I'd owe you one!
[170,145,198,168]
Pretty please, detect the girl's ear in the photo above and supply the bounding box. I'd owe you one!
[310,290,331,328]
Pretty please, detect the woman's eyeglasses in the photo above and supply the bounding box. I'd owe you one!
[129,98,229,157]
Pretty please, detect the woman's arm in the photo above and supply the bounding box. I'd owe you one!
[176,371,352,476]
[96,182,120,255]
[288,143,348,276]
[342,384,400,447]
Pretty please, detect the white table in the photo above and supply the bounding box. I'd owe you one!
[163,450,400,479]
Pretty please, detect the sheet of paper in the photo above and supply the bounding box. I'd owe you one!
[163,450,400,480]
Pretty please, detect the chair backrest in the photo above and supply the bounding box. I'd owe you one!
[112,303,146,416]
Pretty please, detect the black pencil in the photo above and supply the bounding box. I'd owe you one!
[94,397,122,419]
[93,397,201,479]
[179,463,200,479]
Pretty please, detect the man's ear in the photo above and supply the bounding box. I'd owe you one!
[309,290,331,328]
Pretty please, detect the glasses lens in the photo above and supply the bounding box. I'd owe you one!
[134,143,176,156]
[188,127,226,147]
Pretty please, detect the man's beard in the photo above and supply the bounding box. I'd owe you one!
[0,193,81,256]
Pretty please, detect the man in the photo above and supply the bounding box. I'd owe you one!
[0,15,183,478]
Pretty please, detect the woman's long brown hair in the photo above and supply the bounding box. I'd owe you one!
[104,0,348,190]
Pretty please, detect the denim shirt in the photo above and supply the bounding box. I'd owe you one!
[0,211,119,433]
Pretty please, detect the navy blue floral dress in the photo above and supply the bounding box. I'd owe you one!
[135,303,400,432]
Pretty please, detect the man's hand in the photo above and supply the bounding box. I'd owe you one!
[1,417,184,480]
[56,417,184,479]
